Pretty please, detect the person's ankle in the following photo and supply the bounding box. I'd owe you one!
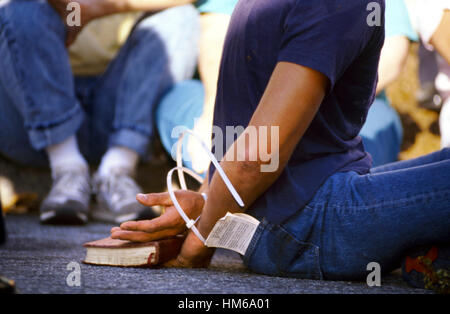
[51,161,89,178]
[98,146,139,178]
[45,136,88,177]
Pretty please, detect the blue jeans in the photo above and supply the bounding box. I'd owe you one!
[360,95,403,167]
[156,80,204,171]
[243,149,450,280]
[0,0,199,166]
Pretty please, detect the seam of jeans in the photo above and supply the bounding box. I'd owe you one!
[111,124,152,138]
[25,105,84,130]
[27,109,84,150]
[109,128,150,156]
[283,244,323,280]
[304,188,450,212]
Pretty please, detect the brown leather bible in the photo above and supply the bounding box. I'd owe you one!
[83,235,184,267]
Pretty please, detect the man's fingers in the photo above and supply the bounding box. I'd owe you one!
[120,213,182,233]
[111,230,156,242]
[136,192,173,207]
[110,227,121,234]
[111,229,177,243]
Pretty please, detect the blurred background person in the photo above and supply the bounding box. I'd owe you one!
[361,0,450,165]
[156,0,238,175]
[359,0,419,167]
[0,0,200,225]
[158,0,417,171]
[405,0,450,148]
[416,43,442,112]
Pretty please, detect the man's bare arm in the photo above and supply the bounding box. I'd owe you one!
[168,61,328,267]
[50,0,195,21]
[197,61,328,239]
[48,0,195,45]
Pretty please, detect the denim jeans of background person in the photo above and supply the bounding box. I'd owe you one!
[0,0,200,224]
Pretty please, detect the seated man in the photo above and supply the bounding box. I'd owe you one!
[0,0,200,224]
[112,0,450,291]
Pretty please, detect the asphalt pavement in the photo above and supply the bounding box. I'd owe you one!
[0,214,429,294]
[0,156,431,294]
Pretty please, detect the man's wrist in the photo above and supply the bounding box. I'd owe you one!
[197,213,216,243]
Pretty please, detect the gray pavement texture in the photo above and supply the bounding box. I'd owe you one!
[0,157,431,294]
[0,214,431,294]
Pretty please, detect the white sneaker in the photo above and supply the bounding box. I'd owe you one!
[40,167,91,225]
[91,169,158,224]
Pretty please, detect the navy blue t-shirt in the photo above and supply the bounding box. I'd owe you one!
[210,0,385,225]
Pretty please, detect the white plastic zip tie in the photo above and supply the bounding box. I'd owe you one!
[175,127,244,207]
[167,166,206,243]
[168,127,245,244]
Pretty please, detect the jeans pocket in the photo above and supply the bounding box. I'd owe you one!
[243,220,323,280]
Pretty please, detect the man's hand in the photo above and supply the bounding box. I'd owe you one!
[163,231,215,268]
[111,190,213,268]
[48,0,197,46]
[110,190,205,242]
[47,0,106,46]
